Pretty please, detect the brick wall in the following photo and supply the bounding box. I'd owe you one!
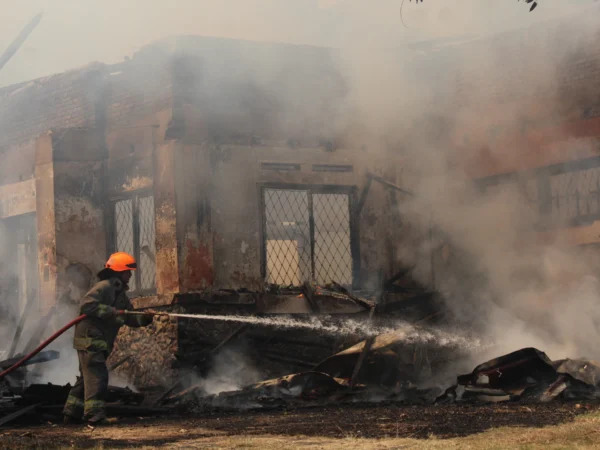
[0,41,175,161]
[448,6,600,177]
[106,41,174,131]
[0,64,104,150]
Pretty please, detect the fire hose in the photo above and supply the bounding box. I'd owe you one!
[0,310,159,380]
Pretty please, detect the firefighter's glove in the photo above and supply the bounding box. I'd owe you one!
[97,304,119,320]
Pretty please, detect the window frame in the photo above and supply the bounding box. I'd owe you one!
[107,189,157,297]
[258,183,360,289]
[474,156,600,229]
[542,156,600,227]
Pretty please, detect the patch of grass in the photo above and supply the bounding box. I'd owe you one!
[4,408,600,449]
[161,411,600,449]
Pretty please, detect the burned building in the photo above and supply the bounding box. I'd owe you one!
[450,9,600,239]
[3,5,600,388]
[0,36,408,384]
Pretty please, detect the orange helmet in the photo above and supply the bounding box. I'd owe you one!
[105,252,137,272]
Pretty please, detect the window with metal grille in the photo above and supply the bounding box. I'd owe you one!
[548,164,600,225]
[111,192,156,295]
[262,186,356,287]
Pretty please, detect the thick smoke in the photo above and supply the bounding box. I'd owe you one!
[189,346,263,396]
[1,0,593,87]
[336,3,600,362]
[2,1,600,392]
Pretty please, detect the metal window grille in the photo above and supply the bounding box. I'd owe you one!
[262,187,354,287]
[113,193,156,294]
[549,166,600,224]
[479,159,600,227]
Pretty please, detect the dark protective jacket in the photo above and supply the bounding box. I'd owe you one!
[73,277,151,353]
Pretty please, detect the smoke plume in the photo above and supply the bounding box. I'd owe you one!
[2,1,600,392]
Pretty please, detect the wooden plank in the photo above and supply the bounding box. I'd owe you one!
[0,350,60,370]
[329,282,374,310]
[367,172,415,196]
[356,174,373,216]
[384,266,415,288]
[0,403,42,427]
[0,178,36,219]
[211,324,248,354]
[350,273,380,389]
[349,337,375,389]
[152,380,182,407]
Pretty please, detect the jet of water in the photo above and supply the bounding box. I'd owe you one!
[145,312,483,349]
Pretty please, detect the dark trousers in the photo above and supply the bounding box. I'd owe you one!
[63,350,109,420]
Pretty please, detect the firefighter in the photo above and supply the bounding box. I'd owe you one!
[62,252,153,426]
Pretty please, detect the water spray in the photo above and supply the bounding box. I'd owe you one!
[122,310,483,349]
[0,309,484,380]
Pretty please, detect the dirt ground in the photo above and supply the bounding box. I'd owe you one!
[1,401,600,449]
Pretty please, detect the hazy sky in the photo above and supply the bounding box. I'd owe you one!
[0,0,595,87]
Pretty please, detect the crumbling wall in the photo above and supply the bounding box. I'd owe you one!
[110,311,179,388]
[168,35,401,292]
[51,129,107,308]
[203,143,400,291]
[174,143,214,292]
[0,65,103,149]
[0,35,408,387]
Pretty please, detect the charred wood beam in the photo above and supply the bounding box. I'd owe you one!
[260,348,319,363]
[0,350,60,370]
[106,386,144,405]
[0,403,42,427]
[152,380,183,407]
[384,266,416,288]
[176,325,249,372]
[367,172,415,197]
[329,282,374,311]
[350,337,375,389]
[350,274,381,388]
[302,282,320,314]
[211,324,248,355]
[356,175,373,217]
[0,13,43,73]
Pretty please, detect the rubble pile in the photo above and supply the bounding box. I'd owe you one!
[0,380,166,427]
[439,347,600,404]
[159,328,475,411]
[159,344,600,412]
[3,291,600,426]
[110,313,179,388]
